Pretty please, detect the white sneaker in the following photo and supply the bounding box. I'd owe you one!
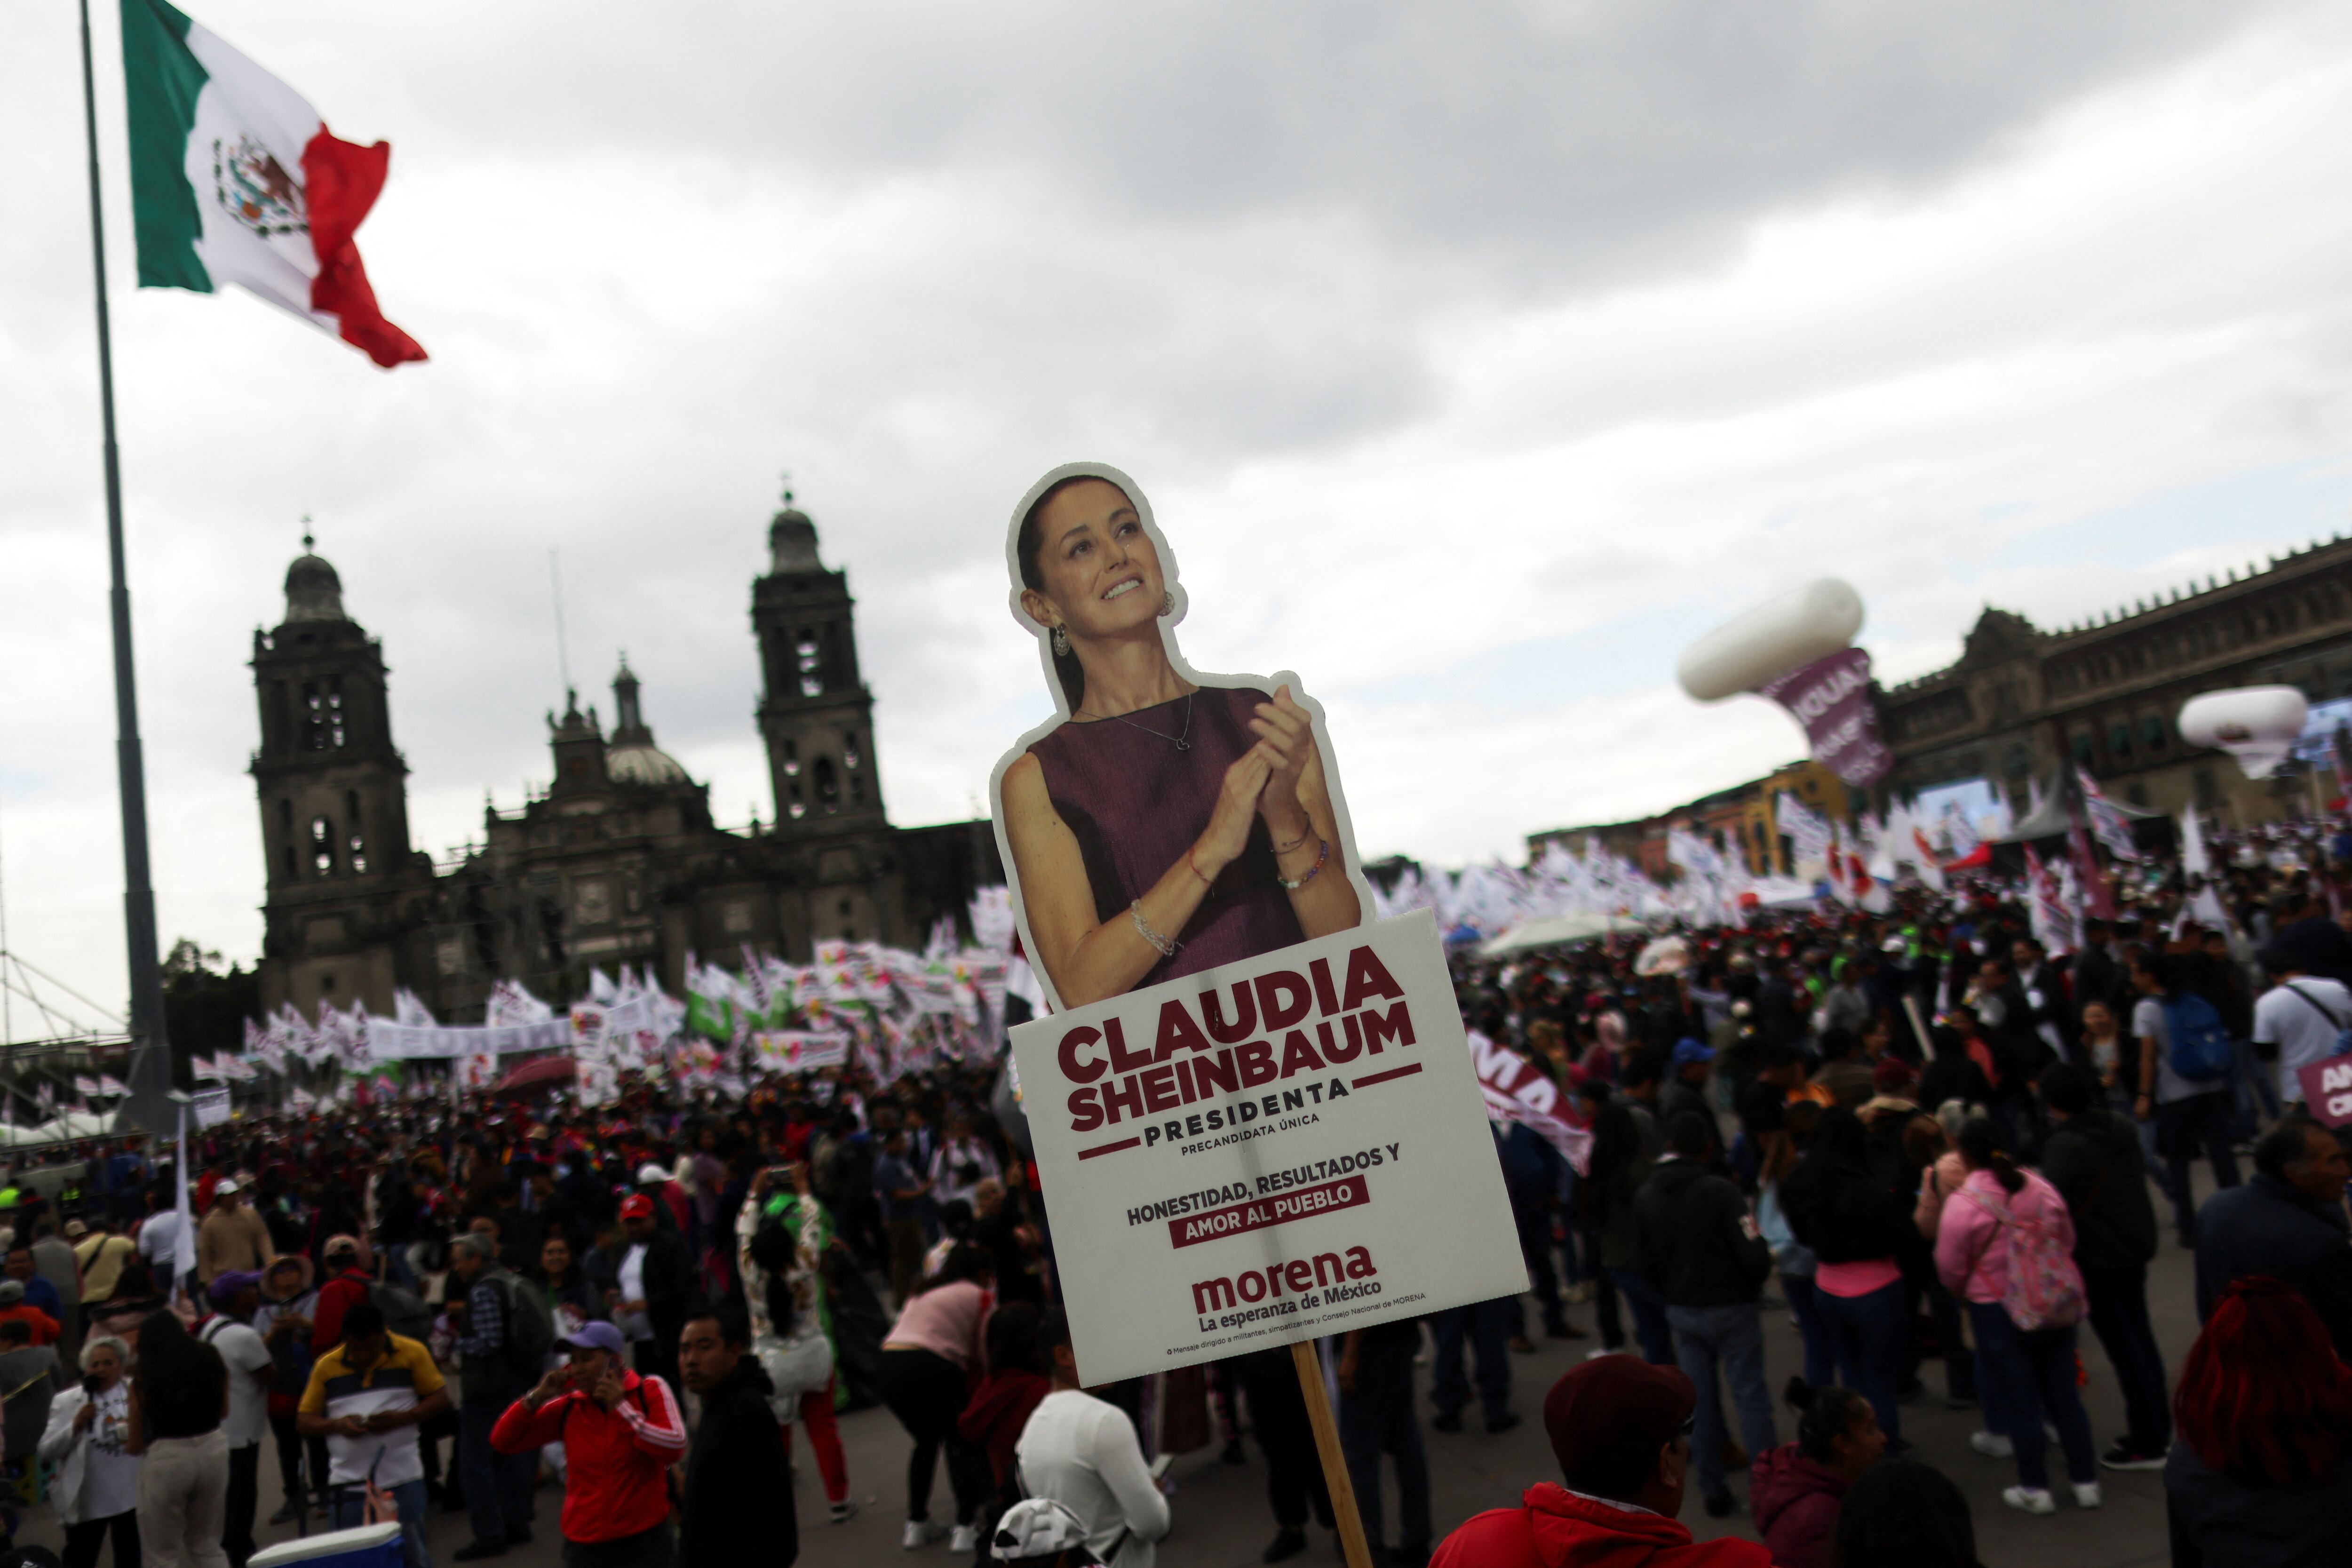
[2073,1482,2103,1509]
[903,1520,946,1549]
[950,1526,981,1554]
[1970,1431,2015,1459]
[2003,1486,2056,1516]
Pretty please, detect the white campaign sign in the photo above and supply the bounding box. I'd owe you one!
[1010,909,1524,1385]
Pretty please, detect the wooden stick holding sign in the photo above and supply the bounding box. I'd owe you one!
[1294,1340,1375,1568]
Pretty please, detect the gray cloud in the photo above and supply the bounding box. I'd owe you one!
[0,0,2339,1015]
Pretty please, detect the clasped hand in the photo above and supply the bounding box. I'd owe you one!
[1198,686,1314,876]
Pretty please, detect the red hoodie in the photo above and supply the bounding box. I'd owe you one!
[1747,1445,1847,1568]
[1433,1484,1772,1568]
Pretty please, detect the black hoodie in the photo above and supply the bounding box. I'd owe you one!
[1632,1157,1771,1307]
[682,1355,798,1567]
[2040,1108,2157,1274]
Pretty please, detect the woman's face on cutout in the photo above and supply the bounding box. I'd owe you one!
[1025,478,1166,642]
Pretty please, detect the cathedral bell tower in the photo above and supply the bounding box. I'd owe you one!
[250,540,415,1016]
[752,499,887,831]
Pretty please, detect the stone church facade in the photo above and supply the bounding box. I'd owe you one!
[251,505,1001,1024]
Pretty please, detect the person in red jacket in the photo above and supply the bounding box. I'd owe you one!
[490,1320,685,1565]
[309,1237,373,1353]
[1431,1357,1772,1568]
[1749,1385,1884,1568]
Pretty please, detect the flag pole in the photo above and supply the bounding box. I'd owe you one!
[77,0,173,1134]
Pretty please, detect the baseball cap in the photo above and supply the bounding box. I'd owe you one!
[991,1499,1097,1563]
[323,1234,361,1259]
[208,1270,263,1307]
[62,1219,88,1239]
[559,1320,626,1357]
[1542,1356,1694,1491]
[636,1162,673,1185]
[213,1178,241,1196]
[618,1194,655,1221]
[1669,1039,1713,1069]
[0,1281,26,1306]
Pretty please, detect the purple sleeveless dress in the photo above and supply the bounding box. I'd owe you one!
[1027,684,1305,990]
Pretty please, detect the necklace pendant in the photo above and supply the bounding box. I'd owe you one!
[1176,738,1191,751]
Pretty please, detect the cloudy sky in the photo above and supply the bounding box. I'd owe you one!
[6,0,2352,1021]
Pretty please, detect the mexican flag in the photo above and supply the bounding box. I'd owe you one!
[119,0,424,367]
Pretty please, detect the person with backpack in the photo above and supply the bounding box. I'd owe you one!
[490,1320,685,1567]
[2127,949,2242,1246]
[1932,1118,2098,1518]
[446,1232,553,1560]
[195,1273,278,1568]
[2250,946,2352,1114]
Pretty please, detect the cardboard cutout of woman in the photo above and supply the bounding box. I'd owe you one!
[989,463,1373,1013]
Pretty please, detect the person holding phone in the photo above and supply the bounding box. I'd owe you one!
[39,1335,141,1568]
[490,1321,686,1568]
[295,1301,449,1568]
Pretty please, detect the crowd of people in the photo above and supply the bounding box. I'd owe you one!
[0,817,2342,1567]
[1429,814,2352,1566]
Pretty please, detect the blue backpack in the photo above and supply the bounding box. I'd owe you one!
[2161,993,2235,1082]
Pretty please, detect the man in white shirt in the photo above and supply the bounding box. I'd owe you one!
[1015,1311,1169,1568]
[930,1118,1003,1213]
[201,1271,279,1568]
[2251,956,2352,1109]
[135,1190,183,1278]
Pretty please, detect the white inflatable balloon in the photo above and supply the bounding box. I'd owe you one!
[1678,578,1866,702]
[2177,686,2309,780]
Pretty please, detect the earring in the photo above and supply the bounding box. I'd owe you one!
[1051,625,1070,656]
[1160,591,1175,616]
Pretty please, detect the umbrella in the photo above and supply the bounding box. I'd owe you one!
[1477,912,1644,958]
[490,1056,578,1095]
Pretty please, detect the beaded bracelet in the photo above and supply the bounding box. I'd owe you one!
[1130,899,1180,958]
[1278,838,1330,891]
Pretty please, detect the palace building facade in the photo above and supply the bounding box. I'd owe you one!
[1875,533,2352,822]
[250,504,1001,1023]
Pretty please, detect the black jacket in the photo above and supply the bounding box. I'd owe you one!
[2165,1441,2352,1568]
[2042,1110,2158,1274]
[2193,1175,2352,1361]
[681,1357,797,1567]
[1632,1158,1771,1307]
[2074,943,2129,1019]
[638,1230,698,1340]
[1780,1151,1914,1267]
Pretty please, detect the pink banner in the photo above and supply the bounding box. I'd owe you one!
[2297,1059,2352,1126]
[1760,647,1892,789]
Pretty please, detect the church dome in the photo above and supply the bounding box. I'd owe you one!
[607,741,692,787]
[770,506,824,573]
[604,659,693,787]
[284,545,346,623]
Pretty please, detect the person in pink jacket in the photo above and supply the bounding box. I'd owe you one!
[1932,1118,2099,1518]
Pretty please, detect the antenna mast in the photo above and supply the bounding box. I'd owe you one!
[549,549,574,697]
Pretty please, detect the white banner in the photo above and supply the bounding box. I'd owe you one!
[1009,910,1522,1385]
[191,1088,232,1130]
[366,1018,572,1061]
[750,1031,852,1072]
